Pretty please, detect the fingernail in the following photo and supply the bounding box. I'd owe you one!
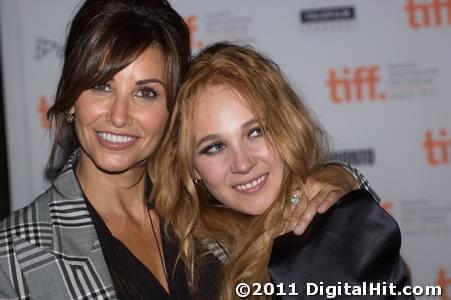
[294,223,306,235]
[318,204,327,213]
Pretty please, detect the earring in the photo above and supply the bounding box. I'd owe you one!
[64,112,74,124]
[194,178,203,186]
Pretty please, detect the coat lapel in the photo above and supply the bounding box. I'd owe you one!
[13,153,117,299]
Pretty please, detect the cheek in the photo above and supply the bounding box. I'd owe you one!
[254,140,284,167]
[263,141,284,164]
[269,150,284,167]
[263,146,285,183]
[73,97,102,126]
[138,106,169,137]
[194,157,226,187]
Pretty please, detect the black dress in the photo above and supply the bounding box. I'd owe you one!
[86,200,221,299]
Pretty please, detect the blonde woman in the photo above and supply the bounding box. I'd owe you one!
[153,42,412,299]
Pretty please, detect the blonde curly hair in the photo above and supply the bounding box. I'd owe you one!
[151,42,328,299]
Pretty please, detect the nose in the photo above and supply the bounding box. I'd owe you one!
[230,145,256,174]
[107,95,131,128]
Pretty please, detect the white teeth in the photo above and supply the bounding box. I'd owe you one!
[98,132,136,143]
[236,174,266,191]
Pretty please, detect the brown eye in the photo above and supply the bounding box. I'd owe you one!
[135,87,158,100]
[91,83,111,92]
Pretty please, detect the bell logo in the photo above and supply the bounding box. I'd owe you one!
[185,15,204,49]
[405,0,451,28]
[326,65,386,104]
[437,268,450,300]
[423,129,450,165]
[38,96,50,129]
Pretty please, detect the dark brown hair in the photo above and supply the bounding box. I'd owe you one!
[47,0,190,173]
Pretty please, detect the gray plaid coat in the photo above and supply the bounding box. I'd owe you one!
[0,156,117,299]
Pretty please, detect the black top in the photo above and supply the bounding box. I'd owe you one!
[269,189,413,300]
[86,199,191,299]
[86,199,222,299]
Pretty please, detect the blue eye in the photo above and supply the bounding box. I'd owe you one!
[249,127,263,137]
[200,142,225,155]
[91,83,111,92]
[135,87,158,100]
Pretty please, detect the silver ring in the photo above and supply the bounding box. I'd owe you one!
[289,194,300,205]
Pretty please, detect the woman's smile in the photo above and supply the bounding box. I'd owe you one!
[96,131,138,150]
[233,173,268,193]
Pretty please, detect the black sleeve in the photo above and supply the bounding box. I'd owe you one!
[195,252,223,300]
[269,189,414,299]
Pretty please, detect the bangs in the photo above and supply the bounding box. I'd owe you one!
[73,12,160,90]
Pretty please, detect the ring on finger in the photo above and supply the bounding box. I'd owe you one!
[289,194,300,205]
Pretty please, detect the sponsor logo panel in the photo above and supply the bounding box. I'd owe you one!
[400,198,451,237]
[329,148,375,166]
[327,63,440,104]
[299,5,357,32]
[388,62,440,100]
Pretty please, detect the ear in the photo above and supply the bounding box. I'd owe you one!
[68,105,75,114]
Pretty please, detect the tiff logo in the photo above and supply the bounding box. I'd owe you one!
[423,129,451,165]
[185,15,204,49]
[437,268,450,300]
[38,96,50,129]
[405,0,451,28]
[327,66,386,104]
[381,201,394,215]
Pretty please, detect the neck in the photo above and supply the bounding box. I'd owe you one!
[75,153,149,217]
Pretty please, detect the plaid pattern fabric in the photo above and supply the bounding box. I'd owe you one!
[200,239,228,264]
[0,155,117,299]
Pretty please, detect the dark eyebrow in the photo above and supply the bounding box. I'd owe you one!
[136,78,164,86]
[195,119,259,149]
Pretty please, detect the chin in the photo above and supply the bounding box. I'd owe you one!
[94,158,136,174]
[246,207,271,216]
[238,201,274,216]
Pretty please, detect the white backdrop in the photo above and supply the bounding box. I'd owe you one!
[1,0,450,298]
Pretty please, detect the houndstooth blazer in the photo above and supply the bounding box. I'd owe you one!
[0,155,117,299]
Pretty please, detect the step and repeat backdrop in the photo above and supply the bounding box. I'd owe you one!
[1,0,450,298]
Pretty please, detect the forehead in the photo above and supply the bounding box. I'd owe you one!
[192,85,258,137]
[115,46,165,77]
[95,45,165,83]
[195,85,254,117]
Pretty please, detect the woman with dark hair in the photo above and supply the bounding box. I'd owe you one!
[0,1,376,299]
[153,42,412,299]
[0,1,195,299]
